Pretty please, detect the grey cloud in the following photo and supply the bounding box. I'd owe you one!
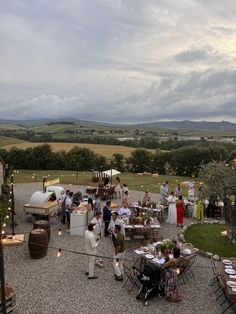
[1,1,236,123]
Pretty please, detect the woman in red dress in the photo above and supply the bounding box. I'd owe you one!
[176,195,184,227]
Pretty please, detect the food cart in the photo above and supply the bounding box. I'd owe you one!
[23,191,60,217]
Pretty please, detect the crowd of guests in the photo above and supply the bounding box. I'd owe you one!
[60,178,221,305]
[161,180,223,227]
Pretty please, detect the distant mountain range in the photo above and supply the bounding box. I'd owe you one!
[0,118,236,131]
[138,120,236,130]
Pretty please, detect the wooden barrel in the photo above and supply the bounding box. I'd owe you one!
[28,229,48,259]
[33,220,50,241]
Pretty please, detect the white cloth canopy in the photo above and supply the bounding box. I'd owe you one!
[102,169,121,177]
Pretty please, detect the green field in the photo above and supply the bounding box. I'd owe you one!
[12,170,196,195]
[185,224,236,258]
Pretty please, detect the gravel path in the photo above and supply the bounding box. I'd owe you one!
[2,183,233,314]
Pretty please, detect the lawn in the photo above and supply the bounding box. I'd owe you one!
[12,169,197,195]
[185,224,236,258]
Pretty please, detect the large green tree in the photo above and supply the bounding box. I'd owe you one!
[199,160,236,243]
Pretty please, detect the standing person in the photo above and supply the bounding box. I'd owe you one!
[115,176,122,199]
[174,184,182,198]
[166,192,177,225]
[187,179,195,202]
[122,183,129,195]
[61,189,70,224]
[93,194,102,216]
[65,191,74,229]
[160,182,168,205]
[196,199,204,222]
[109,212,125,244]
[84,223,99,279]
[122,190,131,207]
[91,211,104,267]
[197,186,204,201]
[176,195,184,227]
[113,224,125,281]
[103,200,112,237]
[87,197,94,223]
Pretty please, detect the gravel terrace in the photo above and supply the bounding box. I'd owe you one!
[2,183,233,314]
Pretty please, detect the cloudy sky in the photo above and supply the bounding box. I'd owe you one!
[1,0,236,123]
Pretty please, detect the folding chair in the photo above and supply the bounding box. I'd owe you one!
[123,263,141,293]
[185,254,197,278]
[176,258,189,284]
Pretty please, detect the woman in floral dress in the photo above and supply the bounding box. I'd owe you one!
[164,247,183,302]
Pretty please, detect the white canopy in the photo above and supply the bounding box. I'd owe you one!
[102,169,121,177]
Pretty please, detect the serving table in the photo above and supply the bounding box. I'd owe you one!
[125,223,161,241]
[218,260,236,299]
[70,204,88,235]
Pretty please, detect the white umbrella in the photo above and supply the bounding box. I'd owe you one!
[102,169,121,177]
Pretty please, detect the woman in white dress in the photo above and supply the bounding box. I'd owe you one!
[166,192,177,224]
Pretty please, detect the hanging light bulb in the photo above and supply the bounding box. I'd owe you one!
[6,215,9,219]
[57,249,62,257]
[3,223,6,228]
[1,230,5,235]
[58,229,61,236]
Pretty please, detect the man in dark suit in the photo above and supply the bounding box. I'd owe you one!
[103,200,111,236]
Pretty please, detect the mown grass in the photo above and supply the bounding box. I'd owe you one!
[12,170,196,195]
[185,224,236,258]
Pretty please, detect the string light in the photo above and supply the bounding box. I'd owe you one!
[58,229,61,236]
[1,230,5,235]
[8,207,11,211]
[6,215,9,219]
[57,249,62,257]
[3,223,6,228]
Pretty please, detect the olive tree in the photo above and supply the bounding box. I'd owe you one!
[198,160,236,243]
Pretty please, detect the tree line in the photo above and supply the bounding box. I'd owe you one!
[0,143,236,176]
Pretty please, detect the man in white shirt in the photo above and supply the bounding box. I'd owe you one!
[118,204,131,217]
[91,211,104,267]
[109,212,125,245]
[84,223,99,279]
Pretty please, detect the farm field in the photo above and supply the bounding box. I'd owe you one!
[1,139,155,158]
[0,136,27,147]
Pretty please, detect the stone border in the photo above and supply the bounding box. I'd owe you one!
[178,219,225,260]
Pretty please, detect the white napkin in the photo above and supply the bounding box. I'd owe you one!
[230,275,236,279]
[134,249,144,255]
[232,288,236,292]
[134,225,144,228]
[225,265,233,269]
[153,257,165,265]
[151,225,160,228]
